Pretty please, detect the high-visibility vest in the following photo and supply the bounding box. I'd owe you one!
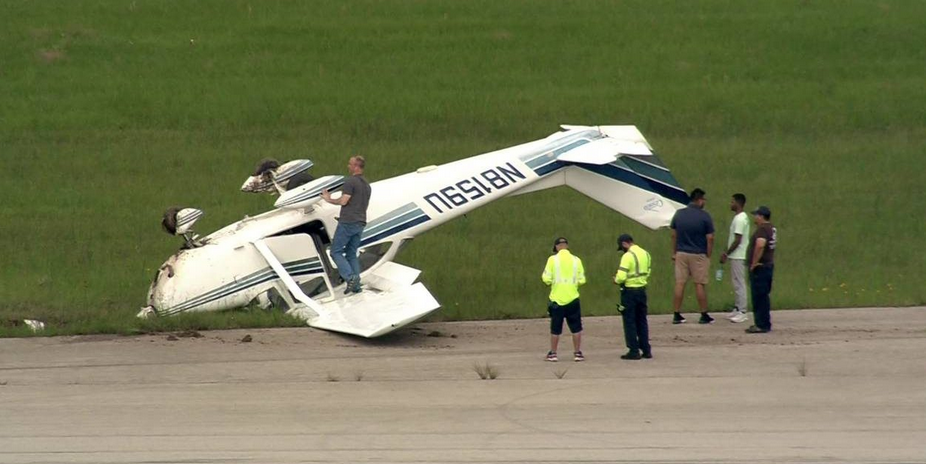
[615,244,651,288]
[542,250,586,305]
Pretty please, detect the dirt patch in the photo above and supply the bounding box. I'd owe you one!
[38,49,66,64]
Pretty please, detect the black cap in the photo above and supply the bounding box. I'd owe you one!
[617,234,633,250]
[552,237,568,252]
[751,205,771,219]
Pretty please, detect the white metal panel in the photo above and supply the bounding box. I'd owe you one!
[304,283,441,338]
[564,167,681,230]
[364,261,422,291]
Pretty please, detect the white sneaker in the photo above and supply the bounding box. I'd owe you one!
[726,308,739,319]
[730,311,749,323]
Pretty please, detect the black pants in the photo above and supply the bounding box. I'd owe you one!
[750,265,774,331]
[621,287,651,355]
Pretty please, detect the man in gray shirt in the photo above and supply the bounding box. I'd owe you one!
[322,155,372,294]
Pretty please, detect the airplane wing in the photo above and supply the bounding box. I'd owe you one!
[511,125,688,230]
[254,240,439,338]
[557,125,653,162]
[307,281,440,338]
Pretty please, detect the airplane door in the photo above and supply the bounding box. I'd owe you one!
[259,233,336,300]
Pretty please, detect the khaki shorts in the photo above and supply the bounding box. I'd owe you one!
[675,252,709,285]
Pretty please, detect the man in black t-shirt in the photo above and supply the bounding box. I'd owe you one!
[746,205,777,333]
[322,155,372,294]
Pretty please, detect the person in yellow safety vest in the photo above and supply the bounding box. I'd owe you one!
[541,237,586,362]
[615,234,653,360]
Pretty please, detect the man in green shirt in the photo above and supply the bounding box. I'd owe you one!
[720,193,750,323]
[542,237,586,362]
[615,234,652,360]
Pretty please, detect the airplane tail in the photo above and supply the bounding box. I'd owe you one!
[513,125,689,230]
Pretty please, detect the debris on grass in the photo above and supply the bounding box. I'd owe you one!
[240,334,252,343]
[798,358,808,377]
[354,371,364,382]
[326,372,340,382]
[166,334,178,341]
[553,368,568,379]
[23,320,46,332]
[427,330,443,337]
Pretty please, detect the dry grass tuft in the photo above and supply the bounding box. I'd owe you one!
[473,362,498,380]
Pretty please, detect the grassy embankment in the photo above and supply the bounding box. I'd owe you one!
[1,1,924,336]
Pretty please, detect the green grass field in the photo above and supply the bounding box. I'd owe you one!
[2,0,925,336]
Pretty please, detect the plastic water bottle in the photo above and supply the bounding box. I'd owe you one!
[715,267,724,281]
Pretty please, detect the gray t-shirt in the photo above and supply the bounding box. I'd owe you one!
[670,204,715,254]
[339,175,371,224]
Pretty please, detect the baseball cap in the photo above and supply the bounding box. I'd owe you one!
[552,237,568,252]
[617,234,633,249]
[751,205,772,219]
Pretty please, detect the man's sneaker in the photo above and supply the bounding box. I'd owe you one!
[698,313,714,324]
[672,313,687,324]
[726,308,740,319]
[545,351,558,362]
[574,351,585,362]
[730,310,749,323]
[344,276,362,294]
[745,325,769,334]
[642,352,653,359]
[621,351,642,360]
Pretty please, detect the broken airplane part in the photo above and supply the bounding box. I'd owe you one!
[140,125,689,337]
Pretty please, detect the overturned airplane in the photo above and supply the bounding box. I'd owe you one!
[140,125,689,337]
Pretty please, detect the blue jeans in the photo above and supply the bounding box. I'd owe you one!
[330,222,364,282]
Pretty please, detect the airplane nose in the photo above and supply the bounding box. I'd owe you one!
[146,261,177,311]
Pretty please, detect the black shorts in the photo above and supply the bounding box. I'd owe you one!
[548,299,582,335]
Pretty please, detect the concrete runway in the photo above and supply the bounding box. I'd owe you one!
[2,307,925,463]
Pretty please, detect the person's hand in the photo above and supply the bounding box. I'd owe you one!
[321,189,330,201]
[750,262,761,271]
[720,253,727,264]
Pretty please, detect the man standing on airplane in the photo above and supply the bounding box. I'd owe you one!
[322,155,372,294]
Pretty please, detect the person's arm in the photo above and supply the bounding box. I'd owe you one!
[542,258,554,286]
[750,238,767,271]
[721,234,742,263]
[576,258,586,286]
[706,233,714,258]
[615,254,630,285]
[323,177,355,206]
[321,190,352,206]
